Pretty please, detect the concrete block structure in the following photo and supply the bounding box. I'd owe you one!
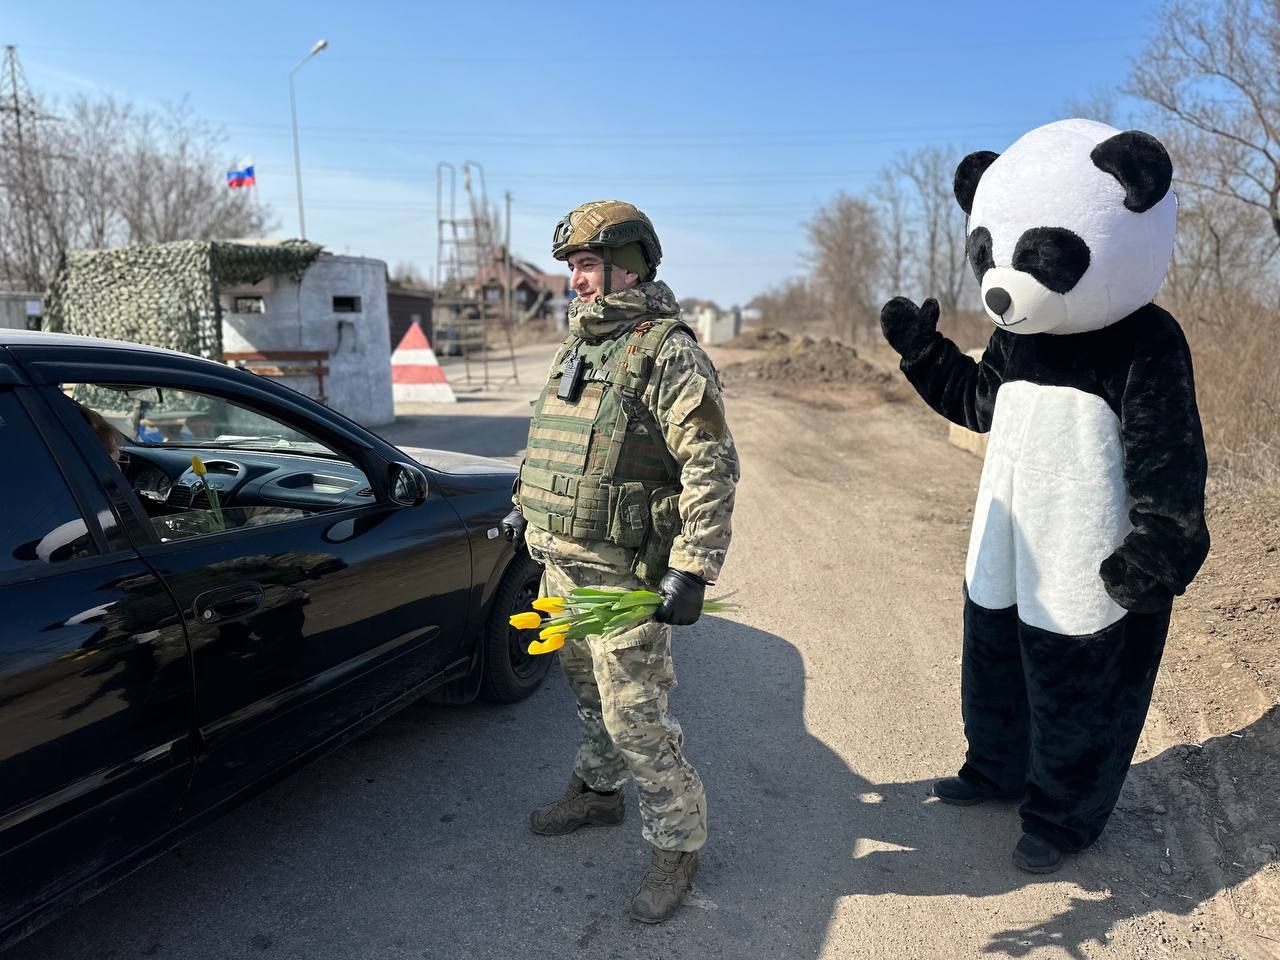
[685,302,742,345]
[222,255,394,427]
[0,292,41,330]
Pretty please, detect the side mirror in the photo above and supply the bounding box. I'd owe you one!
[389,462,428,506]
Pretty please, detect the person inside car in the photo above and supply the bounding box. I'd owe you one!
[75,403,124,465]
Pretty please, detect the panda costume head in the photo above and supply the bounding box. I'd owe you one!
[955,119,1177,336]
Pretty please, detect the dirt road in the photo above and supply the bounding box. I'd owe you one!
[12,343,1277,960]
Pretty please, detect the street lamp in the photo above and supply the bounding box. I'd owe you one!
[289,38,328,239]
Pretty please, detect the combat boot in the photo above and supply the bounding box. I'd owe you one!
[629,847,699,923]
[529,775,624,836]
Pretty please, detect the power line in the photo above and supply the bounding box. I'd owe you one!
[250,162,881,185]
[17,33,1148,66]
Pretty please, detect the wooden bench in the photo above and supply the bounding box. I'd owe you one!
[223,351,330,402]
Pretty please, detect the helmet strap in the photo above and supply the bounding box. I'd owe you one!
[601,248,613,296]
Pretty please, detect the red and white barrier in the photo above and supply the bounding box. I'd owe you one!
[391,321,456,404]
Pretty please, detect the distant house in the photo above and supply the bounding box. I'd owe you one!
[474,248,570,324]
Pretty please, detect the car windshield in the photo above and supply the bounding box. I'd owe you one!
[66,384,341,458]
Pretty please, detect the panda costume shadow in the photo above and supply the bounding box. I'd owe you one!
[881,120,1210,871]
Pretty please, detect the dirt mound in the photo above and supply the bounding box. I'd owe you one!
[720,332,893,387]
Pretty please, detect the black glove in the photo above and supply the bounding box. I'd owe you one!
[1099,552,1174,614]
[880,296,940,361]
[500,506,527,544]
[655,569,707,626]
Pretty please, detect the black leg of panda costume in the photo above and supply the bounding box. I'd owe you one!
[960,591,1170,852]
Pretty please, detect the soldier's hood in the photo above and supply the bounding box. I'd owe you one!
[567,280,681,342]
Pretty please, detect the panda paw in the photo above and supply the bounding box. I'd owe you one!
[1100,553,1175,614]
[880,297,940,360]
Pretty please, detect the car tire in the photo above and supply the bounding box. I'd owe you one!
[480,550,552,703]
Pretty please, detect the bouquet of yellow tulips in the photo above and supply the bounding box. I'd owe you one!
[510,586,738,655]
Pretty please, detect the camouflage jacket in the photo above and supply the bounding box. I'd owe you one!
[521,282,739,582]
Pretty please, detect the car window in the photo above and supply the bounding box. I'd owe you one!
[65,383,338,458]
[0,391,98,576]
[60,383,371,546]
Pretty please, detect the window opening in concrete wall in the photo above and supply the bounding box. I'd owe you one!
[234,296,266,314]
[332,296,362,313]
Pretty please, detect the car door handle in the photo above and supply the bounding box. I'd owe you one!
[193,583,264,624]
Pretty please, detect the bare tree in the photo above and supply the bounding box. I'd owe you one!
[1159,124,1279,302]
[390,261,427,286]
[116,101,267,244]
[747,276,827,334]
[1,92,272,289]
[1130,0,1280,247]
[1061,89,1124,126]
[872,168,912,299]
[897,147,970,312]
[805,192,884,342]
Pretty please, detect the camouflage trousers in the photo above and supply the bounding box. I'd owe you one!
[536,554,707,852]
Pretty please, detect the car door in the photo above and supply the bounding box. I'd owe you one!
[0,362,193,936]
[27,351,474,812]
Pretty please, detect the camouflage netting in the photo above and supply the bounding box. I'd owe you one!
[45,239,324,360]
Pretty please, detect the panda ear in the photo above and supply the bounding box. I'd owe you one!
[953,151,999,215]
[1090,131,1173,213]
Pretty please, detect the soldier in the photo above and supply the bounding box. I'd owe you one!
[501,200,739,923]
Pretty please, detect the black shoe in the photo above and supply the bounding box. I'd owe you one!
[931,777,1012,806]
[1012,833,1065,874]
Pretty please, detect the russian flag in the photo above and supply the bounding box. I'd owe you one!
[227,164,256,189]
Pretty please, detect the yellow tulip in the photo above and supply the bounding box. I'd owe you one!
[538,623,570,641]
[528,635,566,655]
[508,612,542,630]
[191,455,207,477]
[532,596,567,614]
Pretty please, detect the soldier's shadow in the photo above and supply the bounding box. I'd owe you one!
[679,619,1280,959]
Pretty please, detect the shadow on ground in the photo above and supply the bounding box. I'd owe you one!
[10,621,1277,959]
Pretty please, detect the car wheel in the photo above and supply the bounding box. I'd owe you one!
[481,551,552,702]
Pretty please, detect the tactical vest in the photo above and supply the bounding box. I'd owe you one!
[518,318,694,581]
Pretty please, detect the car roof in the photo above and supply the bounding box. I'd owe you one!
[0,329,224,366]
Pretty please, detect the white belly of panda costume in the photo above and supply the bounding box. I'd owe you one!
[965,381,1131,635]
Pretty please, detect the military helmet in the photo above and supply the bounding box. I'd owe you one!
[551,200,663,279]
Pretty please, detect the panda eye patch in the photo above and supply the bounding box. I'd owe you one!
[966,226,994,282]
[1012,227,1091,294]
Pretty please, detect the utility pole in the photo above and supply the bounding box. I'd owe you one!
[288,39,328,240]
[504,190,512,322]
[504,190,517,383]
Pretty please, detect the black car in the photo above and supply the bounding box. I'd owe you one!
[0,330,547,949]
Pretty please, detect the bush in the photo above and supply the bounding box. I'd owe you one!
[1175,295,1280,489]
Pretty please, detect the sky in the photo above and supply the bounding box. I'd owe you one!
[3,0,1167,306]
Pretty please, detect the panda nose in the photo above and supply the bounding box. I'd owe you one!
[984,287,1012,316]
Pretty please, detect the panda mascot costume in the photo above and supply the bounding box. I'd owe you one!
[880,119,1210,873]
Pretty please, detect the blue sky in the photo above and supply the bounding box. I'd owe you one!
[5,0,1165,305]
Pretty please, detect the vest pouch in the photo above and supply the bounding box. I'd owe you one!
[607,482,650,550]
[633,485,681,585]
